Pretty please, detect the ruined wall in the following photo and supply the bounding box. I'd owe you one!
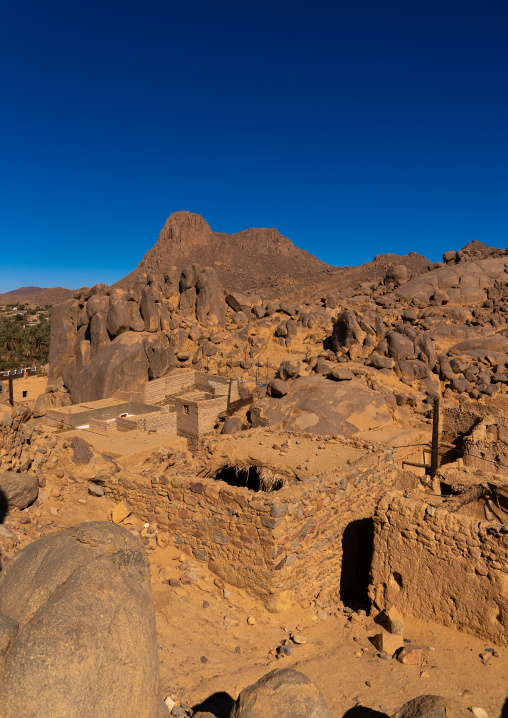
[370,494,508,646]
[110,446,398,610]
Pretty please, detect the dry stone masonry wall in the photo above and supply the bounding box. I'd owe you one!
[111,445,398,610]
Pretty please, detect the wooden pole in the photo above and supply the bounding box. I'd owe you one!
[430,395,440,479]
[8,374,14,407]
[227,378,232,413]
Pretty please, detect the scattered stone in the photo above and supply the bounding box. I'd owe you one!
[247,616,256,625]
[292,635,307,644]
[277,643,294,657]
[111,500,132,524]
[88,483,105,497]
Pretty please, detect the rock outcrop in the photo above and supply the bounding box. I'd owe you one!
[46,265,225,404]
[251,375,393,436]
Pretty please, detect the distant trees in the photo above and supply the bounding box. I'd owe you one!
[0,314,51,371]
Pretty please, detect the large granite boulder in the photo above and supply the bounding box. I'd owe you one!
[251,374,393,436]
[232,667,332,718]
[70,331,175,402]
[0,522,166,718]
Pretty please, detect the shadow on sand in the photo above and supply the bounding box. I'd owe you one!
[192,692,235,718]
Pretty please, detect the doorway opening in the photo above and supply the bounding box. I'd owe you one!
[340,518,374,610]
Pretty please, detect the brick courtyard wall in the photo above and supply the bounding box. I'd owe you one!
[370,494,508,646]
[89,417,116,432]
[110,446,399,611]
[142,377,169,404]
[195,372,241,402]
[197,396,229,435]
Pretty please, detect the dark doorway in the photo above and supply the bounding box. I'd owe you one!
[340,518,374,610]
[214,464,283,492]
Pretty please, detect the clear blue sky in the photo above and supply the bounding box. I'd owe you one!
[1,0,507,292]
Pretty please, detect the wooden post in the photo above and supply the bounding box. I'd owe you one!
[430,395,440,479]
[227,378,232,413]
[8,374,14,407]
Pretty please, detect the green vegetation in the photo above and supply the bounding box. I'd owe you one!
[0,307,51,371]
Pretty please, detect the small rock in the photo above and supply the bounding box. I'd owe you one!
[472,708,489,718]
[292,635,307,644]
[111,500,132,524]
[202,601,210,609]
[224,615,239,629]
[397,645,423,665]
[316,610,328,621]
[372,632,403,656]
[214,577,225,589]
[382,606,404,635]
[247,616,256,625]
[277,643,294,657]
[200,656,208,663]
[172,707,186,717]
[165,697,176,712]
[235,646,241,654]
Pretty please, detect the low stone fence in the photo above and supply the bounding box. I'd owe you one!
[111,446,399,610]
[370,494,508,646]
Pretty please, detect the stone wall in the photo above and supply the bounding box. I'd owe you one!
[140,370,241,406]
[111,446,398,610]
[116,407,177,434]
[369,494,508,646]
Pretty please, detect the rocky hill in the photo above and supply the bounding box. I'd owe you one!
[0,286,74,306]
[114,211,438,301]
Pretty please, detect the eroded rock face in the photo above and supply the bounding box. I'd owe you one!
[253,375,393,437]
[0,522,166,718]
[232,667,332,718]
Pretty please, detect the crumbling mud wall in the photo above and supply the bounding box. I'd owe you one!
[111,446,399,610]
[370,494,508,646]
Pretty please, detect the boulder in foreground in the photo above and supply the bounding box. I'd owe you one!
[393,695,470,718]
[0,521,167,718]
[232,667,332,718]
